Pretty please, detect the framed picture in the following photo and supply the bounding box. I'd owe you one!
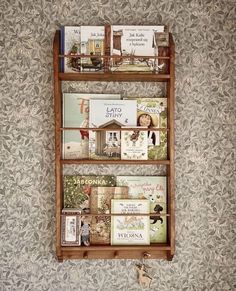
[61,214,81,246]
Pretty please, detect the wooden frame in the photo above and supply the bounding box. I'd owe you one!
[53,29,175,262]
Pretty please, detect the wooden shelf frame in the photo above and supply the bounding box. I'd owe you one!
[53,29,175,261]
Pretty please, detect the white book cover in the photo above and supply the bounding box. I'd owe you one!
[111,199,150,245]
[111,25,164,72]
[61,26,81,73]
[121,127,148,160]
[89,100,137,159]
[116,176,167,243]
[80,26,105,72]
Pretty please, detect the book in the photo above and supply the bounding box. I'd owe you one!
[111,199,150,245]
[60,26,81,73]
[90,215,111,245]
[121,127,148,160]
[80,26,105,72]
[127,97,167,160]
[89,100,137,159]
[116,176,167,243]
[62,93,121,159]
[110,25,164,72]
[61,214,81,246]
[63,175,116,211]
[90,186,129,214]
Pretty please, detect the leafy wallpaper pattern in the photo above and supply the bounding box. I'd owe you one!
[1,0,236,290]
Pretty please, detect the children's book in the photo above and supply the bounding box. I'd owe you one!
[90,186,129,214]
[127,97,167,160]
[111,199,150,245]
[62,93,121,159]
[80,26,105,72]
[110,25,164,72]
[63,175,116,212]
[89,100,137,159]
[90,215,111,245]
[61,214,81,246]
[121,127,148,160]
[116,176,167,243]
[60,26,81,72]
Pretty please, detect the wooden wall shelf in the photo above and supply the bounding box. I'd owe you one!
[53,28,175,262]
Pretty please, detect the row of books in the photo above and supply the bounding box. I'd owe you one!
[62,175,167,246]
[63,93,167,160]
[60,25,169,73]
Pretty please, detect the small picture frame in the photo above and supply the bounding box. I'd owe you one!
[61,214,81,246]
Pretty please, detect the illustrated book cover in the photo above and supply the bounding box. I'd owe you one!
[110,25,164,72]
[61,214,81,246]
[127,97,167,160]
[80,26,105,72]
[121,127,148,160]
[111,199,150,245]
[89,100,137,159]
[62,93,121,159]
[60,26,81,73]
[116,176,167,243]
[63,175,116,212]
[90,186,129,214]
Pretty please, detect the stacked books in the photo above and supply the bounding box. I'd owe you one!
[62,93,167,160]
[60,25,168,73]
[61,175,167,246]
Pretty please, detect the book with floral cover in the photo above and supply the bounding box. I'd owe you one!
[63,175,116,212]
[121,126,148,160]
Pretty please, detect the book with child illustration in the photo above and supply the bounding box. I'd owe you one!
[126,97,167,160]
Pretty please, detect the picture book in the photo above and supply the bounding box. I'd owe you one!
[62,93,121,159]
[90,186,129,214]
[61,214,81,246]
[90,215,111,245]
[116,176,167,243]
[89,100,137,159]
[80,26,105,72]
[110,25,164,72]
[121,127,148,160]
[80,215,92,246]
[111,199,150,245]
[60,26,81,73]
[63,175,116,212]
[127,97,167,160]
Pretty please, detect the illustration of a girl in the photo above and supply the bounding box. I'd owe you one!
[137,113,159,146]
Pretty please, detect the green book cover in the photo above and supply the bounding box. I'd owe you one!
[117,175,167,243]
[63,175,116,211]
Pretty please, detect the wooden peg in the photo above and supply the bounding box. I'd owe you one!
[83,251,88,259]
[143,252,151,259]
[114,251,119,259]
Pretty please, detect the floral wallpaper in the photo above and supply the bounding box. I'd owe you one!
[1,0,236,290]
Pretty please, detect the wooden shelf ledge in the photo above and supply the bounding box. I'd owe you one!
[61,159,170,165]
[59,72,170,82]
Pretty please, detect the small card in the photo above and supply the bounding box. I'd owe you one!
[61,214,81,246]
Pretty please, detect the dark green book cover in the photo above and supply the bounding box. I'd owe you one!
[63,175,116,211]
